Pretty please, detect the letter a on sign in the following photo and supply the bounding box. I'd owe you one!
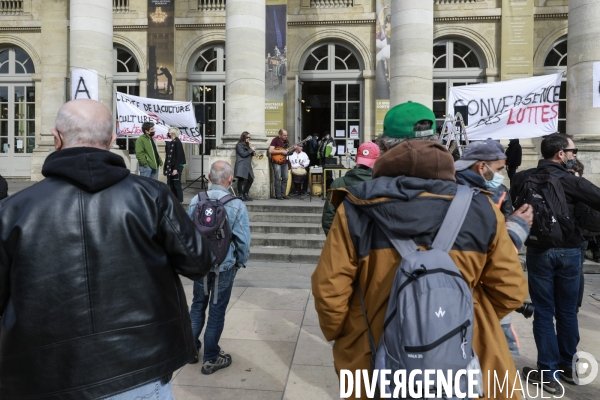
[71,69,99,101]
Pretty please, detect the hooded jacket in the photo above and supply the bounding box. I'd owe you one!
[311,142,527,399]
[322,167,372,236]
[135,133,163,170]
[0,147,214,400]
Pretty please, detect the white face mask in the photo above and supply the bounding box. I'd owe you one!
[484,164,504,189]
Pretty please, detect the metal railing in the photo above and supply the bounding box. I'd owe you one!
[0,0,23,15]
[113,0,129,13]
[311,0,353,7]
[199,0,226,11]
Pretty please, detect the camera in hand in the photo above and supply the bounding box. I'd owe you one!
[515,302,534,318]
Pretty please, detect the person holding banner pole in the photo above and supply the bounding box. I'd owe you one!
[164,127,186,203]
[136,122,163,180]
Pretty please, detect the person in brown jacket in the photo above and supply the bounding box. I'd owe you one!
[312,132,528,398]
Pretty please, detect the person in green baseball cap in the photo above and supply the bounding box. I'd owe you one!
[376,101,437,154]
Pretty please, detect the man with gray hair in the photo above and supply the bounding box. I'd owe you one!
[376,101,437,154]
[187,160,251,374]
[0,99,214,399]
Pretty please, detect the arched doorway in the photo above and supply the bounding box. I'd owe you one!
[187,44,226,179]
[298,42,363,154]
[0,46,35,177]
[113,45,140,159]
[544,37,567,134]
[432,39,485,131]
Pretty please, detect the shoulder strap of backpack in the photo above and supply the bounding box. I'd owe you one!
[355,282,378,373]
[218,194,236,205]
[431,184,474,253]
[197,191,208,203]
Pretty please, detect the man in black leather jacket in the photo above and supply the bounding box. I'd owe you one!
[0,99,214,400]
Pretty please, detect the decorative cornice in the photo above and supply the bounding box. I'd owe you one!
[288,19,375,27]
[0,26,40,32]
[534,13,568,19]
[434,15,500,22]
[113,25,148,31]
[176,23,225,29]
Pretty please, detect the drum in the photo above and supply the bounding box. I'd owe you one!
[291,168,307,184]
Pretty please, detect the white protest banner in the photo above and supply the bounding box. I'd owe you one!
[71,70,98,100]
[448,72,563,140]
[593,62,600,108]
[115,92,201,144]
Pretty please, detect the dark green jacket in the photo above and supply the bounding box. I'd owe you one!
[135,134,163,170]
[322,167,372,235]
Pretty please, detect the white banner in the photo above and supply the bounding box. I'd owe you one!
[448,73,563,140]
[593,62,600,108]
[115,92,201,144]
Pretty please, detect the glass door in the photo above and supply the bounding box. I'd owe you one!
[0,84,35,176]
[331,81,361,159]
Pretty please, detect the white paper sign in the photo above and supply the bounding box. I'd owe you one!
[71,69,99,100]
[349,125,359,138]
[16,139,23,149]
[337,145,345,155]
[115,92,201,144]
[335,129,345,138]
[448,72,564,140]
[593,62,600,108]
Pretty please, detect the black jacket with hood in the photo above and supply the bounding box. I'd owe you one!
[0,147,214,400]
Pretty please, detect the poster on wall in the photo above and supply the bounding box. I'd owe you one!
[447,73,563,140]
[147,0,175,100]
[265,0,287,137]
[375,0,391,135]
[593,62,600,108]
[116,92,201,143]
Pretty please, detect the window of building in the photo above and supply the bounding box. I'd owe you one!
[432,39,484,131]
[544,38,567,134]
[303,43,360,72]
[113,46,140,154]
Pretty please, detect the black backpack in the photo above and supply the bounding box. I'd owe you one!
[513,169,575,248]
[574,202,600,237]
[192,192,236,268]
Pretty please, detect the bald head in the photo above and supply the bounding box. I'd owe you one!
[53,99,114,150]
[209,160,234,186]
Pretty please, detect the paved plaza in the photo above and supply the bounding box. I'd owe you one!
[4,179,600,399]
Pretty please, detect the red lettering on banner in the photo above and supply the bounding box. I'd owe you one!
[507,108,516,125]
[505,104,559,126]
[541,105,551,123]
[551,103,559,119]
[516,108,526,123]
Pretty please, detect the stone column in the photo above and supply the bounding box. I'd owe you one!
[389,0,433,107]
[568,0,600,186]
[69,0,114,108]
[210,0,270,199]
[31,2,69,181]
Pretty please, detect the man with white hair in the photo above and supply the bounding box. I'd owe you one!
[0,99,214,399]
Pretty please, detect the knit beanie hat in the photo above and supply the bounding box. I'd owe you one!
[383,101,436,138]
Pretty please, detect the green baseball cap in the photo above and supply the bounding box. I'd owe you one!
[383,101,436,138]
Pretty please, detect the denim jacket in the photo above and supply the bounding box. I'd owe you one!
[188,185,251,272]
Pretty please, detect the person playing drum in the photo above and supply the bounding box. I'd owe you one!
[289,143,310,196]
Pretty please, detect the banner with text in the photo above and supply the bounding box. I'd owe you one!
[265,0,287,137]
[116,92,201,144]
[375,0,391,135]
[448,73,563,140]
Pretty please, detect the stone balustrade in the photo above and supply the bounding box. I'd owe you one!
[113,0,129,13]
[311,0,353,8]
[0,0,23,15]
[199,0,226,11]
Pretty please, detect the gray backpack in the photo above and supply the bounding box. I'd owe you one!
[359,185,484,398]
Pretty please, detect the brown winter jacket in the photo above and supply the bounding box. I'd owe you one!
[311,175,528,399]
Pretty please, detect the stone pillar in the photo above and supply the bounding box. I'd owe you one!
[70,0,114,108]
[389,0,433,107]
[31,2,69,181]
[568,0,600,186]
[210,0,270,199]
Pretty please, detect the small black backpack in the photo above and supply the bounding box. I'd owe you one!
[192,192,236,268]
[513,169,575,247]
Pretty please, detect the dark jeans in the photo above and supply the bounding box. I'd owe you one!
[189,267,237,362]
[237,176,254,195]
[508,166,517,182]
[272,162,288,198]
[167,166,183,202]
[526,247,581,381]
[578,241,587,308]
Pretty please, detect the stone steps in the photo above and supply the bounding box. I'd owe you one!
[249,212,322,224]
[250,233,326,249]
[249,247,322,264]
[250,222,324,235]
[245,203,323,214]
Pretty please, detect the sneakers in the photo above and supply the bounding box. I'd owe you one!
[559,366,575,385]
[189,353,199,364]
[522,367,564,395]
[201,352,232,375]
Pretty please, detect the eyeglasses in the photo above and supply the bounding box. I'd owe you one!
[563,148,578,154]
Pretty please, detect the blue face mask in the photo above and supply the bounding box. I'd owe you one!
[484,164,505,189]
[564,159,576,170]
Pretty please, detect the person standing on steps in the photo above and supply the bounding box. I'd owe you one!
[135,121,163,180]
[269,128,290,200]
[164,126,186,203]
[234,131,256,201]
